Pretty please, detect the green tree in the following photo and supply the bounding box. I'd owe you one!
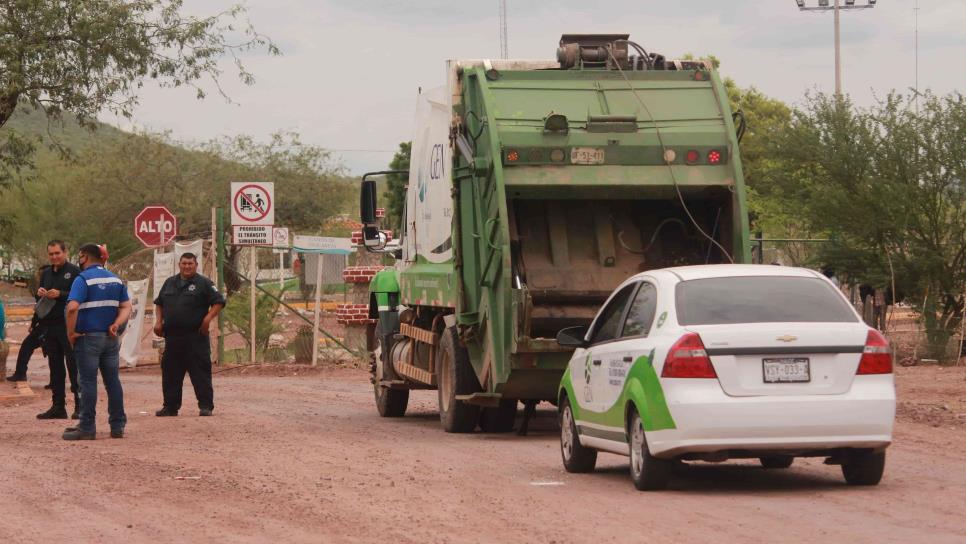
[0,0,278,188]
[0,130,354,272]
[777,91,966,360]
[384,141,410,232]
[682,54,806,262]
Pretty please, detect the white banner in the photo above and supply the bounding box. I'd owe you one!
[119,279,149,368]
[153,251,175,301]
[174,240,204,277]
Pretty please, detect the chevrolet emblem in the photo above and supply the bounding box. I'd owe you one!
[776,335,798,342]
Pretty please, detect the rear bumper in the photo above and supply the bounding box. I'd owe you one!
[647,375,895,458]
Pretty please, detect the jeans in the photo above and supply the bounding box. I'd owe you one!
[75,333,126,433]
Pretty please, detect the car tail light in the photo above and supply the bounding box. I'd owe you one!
[662,332,717,378]
[857,330,893,374]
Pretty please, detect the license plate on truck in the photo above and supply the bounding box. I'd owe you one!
[570,147,605,165]
[762,358,810,383]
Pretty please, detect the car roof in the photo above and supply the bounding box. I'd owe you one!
[636,264,822,283]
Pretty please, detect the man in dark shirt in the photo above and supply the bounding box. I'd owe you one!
[6,297,44,382]
[153,252,225,417]
[33,241,82,420]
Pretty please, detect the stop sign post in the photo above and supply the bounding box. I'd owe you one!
[134,206,178,247]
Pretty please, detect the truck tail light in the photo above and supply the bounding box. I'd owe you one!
[506,149,520,162]
[685,150,699,164]
[857,330,893,374]
[708,150,722,164]
[662,332,717,378]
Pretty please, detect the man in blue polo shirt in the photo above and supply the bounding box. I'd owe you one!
[63,244,132,441]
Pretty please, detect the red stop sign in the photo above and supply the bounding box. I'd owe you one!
[134,206,178,247]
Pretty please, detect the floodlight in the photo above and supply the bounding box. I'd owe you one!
[796,0,805,7]
[818,0,829,6]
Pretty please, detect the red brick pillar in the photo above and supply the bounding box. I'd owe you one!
[340,221,392,354]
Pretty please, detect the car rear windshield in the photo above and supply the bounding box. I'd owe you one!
[675,276,858,325]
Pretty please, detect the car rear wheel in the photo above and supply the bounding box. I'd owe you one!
[759,456,794,469]
[559,397,596,473]
[629,411,672,491]
[842,450,886,486]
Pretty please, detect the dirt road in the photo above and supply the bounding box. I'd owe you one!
[2,357,965,543]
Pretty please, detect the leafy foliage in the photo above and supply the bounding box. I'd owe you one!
[775,92,966,359]
[384,141,411,231]
[222,285,284,359]
[0,0,278,188]
[0,128,356,269]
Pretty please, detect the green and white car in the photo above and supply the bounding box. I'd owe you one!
[557,264,896,490]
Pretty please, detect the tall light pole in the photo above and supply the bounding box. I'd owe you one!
[499,0,508,59]
[796,0,877,97]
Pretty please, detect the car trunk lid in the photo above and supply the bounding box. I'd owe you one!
[686,323,868,396]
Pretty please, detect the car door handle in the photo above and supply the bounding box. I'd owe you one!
[623,356,633,362]
[592,360,602,366]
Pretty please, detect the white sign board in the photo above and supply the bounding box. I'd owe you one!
[233,225,273,246]
[230,182,275,226]
[273,227,290,248]
[292,235,353,254]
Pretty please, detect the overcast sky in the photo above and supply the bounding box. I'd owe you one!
[110,0,965,175]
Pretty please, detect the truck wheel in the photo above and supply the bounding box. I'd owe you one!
[759,456,794,469]
[629,411,672,491]
[436,327,481,433]
[842,450,886,486]
[372,330,408,417]
[479,398,517,433]
[560,397,597,473]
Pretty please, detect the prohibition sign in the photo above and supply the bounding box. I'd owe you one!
[233,184,272,223]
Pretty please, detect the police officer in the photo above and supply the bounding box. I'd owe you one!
[153,252,224,417]
[34,241,82,420]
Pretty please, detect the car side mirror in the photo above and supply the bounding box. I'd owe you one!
[556,325,589,348]
[360,179,377,225]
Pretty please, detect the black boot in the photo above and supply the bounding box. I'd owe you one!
[5,374,26,382]
[37,404,69,419]
[155,407,179,417]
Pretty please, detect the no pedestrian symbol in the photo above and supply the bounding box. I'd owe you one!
[230,182,274,226]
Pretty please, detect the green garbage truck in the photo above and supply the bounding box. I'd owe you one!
[359,34,751,433]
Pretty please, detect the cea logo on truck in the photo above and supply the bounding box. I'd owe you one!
[418,143,446,202]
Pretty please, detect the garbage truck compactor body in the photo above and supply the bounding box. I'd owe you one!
[359,34,751,433]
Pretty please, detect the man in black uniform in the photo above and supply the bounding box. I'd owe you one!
[34,241,82,419]
[153,252,224,417]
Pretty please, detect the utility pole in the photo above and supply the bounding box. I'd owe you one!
[499,0,508,59]
[834,0,841,96]
[915,0,920,113]
[796,0,876,97]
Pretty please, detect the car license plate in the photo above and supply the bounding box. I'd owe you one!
[570,147,605,165]
[762,358,810,383]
